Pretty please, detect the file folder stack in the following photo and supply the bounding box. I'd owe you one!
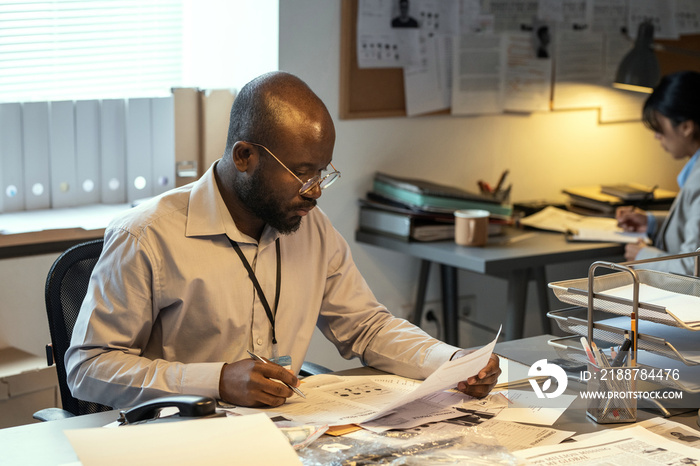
[358,172,512,242]
[563,185,676,216]
[0,97,177,213]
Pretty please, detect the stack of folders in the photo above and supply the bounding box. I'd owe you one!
[563,184,676,216]
[358,172,512,242]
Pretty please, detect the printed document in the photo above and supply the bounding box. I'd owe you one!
[226,329,500,431]
[519,206,649,244]
[514,425,700,465]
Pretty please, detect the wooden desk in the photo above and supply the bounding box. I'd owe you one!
[355,228,624,343]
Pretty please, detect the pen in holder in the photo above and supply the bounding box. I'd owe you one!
[585,351,637,424]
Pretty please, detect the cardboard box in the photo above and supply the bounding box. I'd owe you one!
[0,347,59,428]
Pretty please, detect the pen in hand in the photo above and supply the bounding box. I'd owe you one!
[247,350,306,399]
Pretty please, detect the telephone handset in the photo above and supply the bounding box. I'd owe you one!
[118,395,219,425]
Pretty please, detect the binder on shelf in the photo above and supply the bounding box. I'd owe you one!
[372,172,513,217]
[0,102,25,212]
[49,101,78,209]
[75,100,101,205]
[150,96,176,196]
[172,87,201,187]
[375,172,501,204]
[358,205,455,242]
[125,98,153,203]
[100,99,127,204]
[22,101,51,210]
[200,88,236,172]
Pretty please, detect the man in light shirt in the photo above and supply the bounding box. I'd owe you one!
[66,71,500,408]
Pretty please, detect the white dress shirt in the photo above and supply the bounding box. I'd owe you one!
[65,163,458,408]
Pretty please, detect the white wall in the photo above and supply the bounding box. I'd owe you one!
[278,1,682,370]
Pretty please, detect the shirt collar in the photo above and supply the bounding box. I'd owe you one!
[185,160,281,247]
[677,149,700,188]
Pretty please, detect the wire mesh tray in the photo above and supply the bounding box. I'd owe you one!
[548,307,700,366]
[549,269,700,330]
[547,336,700,393]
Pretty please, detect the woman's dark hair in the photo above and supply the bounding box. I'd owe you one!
[642,71,700,138]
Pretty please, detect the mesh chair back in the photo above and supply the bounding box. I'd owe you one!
[45,239,111,416]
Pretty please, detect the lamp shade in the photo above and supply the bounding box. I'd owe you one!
[614,21,660,92]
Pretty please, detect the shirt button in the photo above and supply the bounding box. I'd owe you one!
[256,338,263,346]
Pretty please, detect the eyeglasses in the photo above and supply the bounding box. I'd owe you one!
[246,142,340,196]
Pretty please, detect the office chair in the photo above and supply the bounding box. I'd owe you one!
[34,239,111,421]
[34,239,331,421]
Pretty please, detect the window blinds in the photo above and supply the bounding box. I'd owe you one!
[0,0,183,102]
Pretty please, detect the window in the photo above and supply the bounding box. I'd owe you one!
[0,0,278,102]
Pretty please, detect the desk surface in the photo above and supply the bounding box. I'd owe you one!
[0,204,130,259]
[3,335,698,465]
[355,228,624,277]
[0,228,104,259]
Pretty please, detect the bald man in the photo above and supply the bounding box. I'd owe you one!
[66,71,500,409]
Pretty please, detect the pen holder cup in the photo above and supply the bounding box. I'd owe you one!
[585,362,637,424]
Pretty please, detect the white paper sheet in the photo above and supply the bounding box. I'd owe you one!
[493,389,577,425]
[367,326,500,419]
[503,32,552,113]
[65,413,302,466]
[451,32,505,115]
[227,330,500,431]
[602,284,700,325]
[519,206,649,243]
[515,425,700,465]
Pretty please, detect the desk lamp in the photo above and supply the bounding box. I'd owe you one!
[614,20,700,94]
[613,20,659,93]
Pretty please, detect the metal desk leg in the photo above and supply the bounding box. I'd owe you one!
[505,269,528,341]
[440,264,459,346]
[532,266,552,334]
[411,260,431,325]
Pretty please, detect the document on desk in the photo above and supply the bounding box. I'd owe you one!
[514,425,700,465]
[520,206,649,243]
[65,413,301,466]
[574,416,700,448]
[235,329,500,431]
[493,389,576,426]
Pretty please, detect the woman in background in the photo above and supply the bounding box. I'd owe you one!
[616,71,700,275]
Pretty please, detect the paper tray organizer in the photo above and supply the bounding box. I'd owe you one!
[547,251,700,396]
[548,268,700,330]
[548,307,700,367]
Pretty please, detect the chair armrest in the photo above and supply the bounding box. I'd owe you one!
[33,407,75,422]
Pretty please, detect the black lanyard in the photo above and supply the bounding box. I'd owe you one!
[228,238,281,344]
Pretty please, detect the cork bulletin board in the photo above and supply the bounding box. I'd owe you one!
[339,0,700,121]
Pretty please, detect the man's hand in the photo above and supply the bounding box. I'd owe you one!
[451,352,501,398]
[616,206,648,233]
[218,357,301,407]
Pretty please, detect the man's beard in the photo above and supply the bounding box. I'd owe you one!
[236,165,314,235]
